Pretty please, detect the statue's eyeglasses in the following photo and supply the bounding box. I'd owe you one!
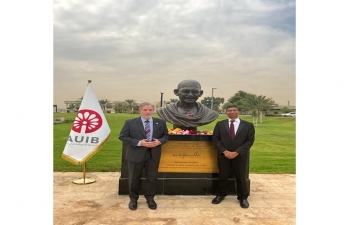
[179,89,200,95]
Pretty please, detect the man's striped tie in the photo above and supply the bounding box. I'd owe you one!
[145,120,151,142]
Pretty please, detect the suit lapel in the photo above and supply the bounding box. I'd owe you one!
[137,117,146,138]
[224,120,230,136]
[236,120,245,136]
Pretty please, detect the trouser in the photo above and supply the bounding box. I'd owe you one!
[216,153,249,199]
[128,150,159,200]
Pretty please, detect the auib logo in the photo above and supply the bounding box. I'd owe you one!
[68,109,102,144]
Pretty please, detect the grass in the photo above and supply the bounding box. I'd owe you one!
[53,113,295,174]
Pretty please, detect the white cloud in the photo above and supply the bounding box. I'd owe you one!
[54,0,296,108]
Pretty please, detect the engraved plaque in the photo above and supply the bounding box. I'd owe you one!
[158,141,219,173]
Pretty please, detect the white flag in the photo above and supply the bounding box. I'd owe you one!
[62,82,111,165]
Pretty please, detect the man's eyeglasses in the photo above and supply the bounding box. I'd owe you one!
[179,89,201,95]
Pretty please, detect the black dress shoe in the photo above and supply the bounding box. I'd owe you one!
[239,199,249,208]
[146,199,157,210]
[128,200,137,210]
[212,196,225,204]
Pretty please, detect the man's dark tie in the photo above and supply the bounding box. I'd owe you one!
[230,120,235,140]
[145,120,151,142]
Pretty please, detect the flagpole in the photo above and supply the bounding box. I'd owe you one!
[63,79,109,185]
[83,162,86,182]
[72,80,95,185]
[73,162,96,185]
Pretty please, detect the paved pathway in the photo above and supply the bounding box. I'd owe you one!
[54,172,295,225]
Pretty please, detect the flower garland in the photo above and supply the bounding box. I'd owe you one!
[168,128,213,135]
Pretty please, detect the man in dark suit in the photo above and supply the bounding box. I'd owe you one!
[211,105,255,208]
[119,102,169,210]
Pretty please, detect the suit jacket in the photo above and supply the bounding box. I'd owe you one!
[212,118,255,160]
[119,117,169,163]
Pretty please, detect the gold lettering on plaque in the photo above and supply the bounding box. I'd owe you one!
[158,141,218,173]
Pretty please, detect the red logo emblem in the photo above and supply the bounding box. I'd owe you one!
[72,109,103,133]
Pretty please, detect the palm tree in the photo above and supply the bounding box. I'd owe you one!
[99,99,110,112]
[241,94,277,123]
[114,102,128,113]
[224,91,277,124]
[125,99,136,113]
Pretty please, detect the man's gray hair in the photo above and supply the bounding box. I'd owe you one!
[139,102,155,110]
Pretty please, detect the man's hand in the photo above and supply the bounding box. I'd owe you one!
[223,150,239,159]
[141,138,161,148]
[151,138,161,146]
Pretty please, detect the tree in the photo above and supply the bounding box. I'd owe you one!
[67,103,79,112]
[106,103,113,109]
[125,99,137,113]
[114,102,128,113]
[99,99,110,112]
[224,91,278,124]
[240,94,277,123]
[281,107,292,114]
[213,97,224,112]
[224,91,252,112]
[75,97,83,109]
[200,97,224,112]
[251,110,258,127]
[201,97,212,108]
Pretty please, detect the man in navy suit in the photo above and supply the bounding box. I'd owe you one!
[211,105,255,208]
[119,102,169,210]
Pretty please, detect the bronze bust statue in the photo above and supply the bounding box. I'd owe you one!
[156,79,219,131]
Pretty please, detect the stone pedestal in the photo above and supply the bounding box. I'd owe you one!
[118,135,250,195]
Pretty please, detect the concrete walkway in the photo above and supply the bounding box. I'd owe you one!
[54,172,295,225]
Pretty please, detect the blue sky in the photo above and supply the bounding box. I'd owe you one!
[54,0,296,109]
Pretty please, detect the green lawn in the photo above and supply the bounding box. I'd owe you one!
[53,113,295,174]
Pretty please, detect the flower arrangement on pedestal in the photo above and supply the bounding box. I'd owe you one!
[168,128,213,135]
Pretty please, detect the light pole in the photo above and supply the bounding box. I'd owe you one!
[160,92,164,107]
[211,88,217,109]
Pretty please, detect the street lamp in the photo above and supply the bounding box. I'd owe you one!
[160,92,164,107]
[211,88,217,109]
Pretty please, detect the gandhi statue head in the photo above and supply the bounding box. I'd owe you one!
[174,79,204,105]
